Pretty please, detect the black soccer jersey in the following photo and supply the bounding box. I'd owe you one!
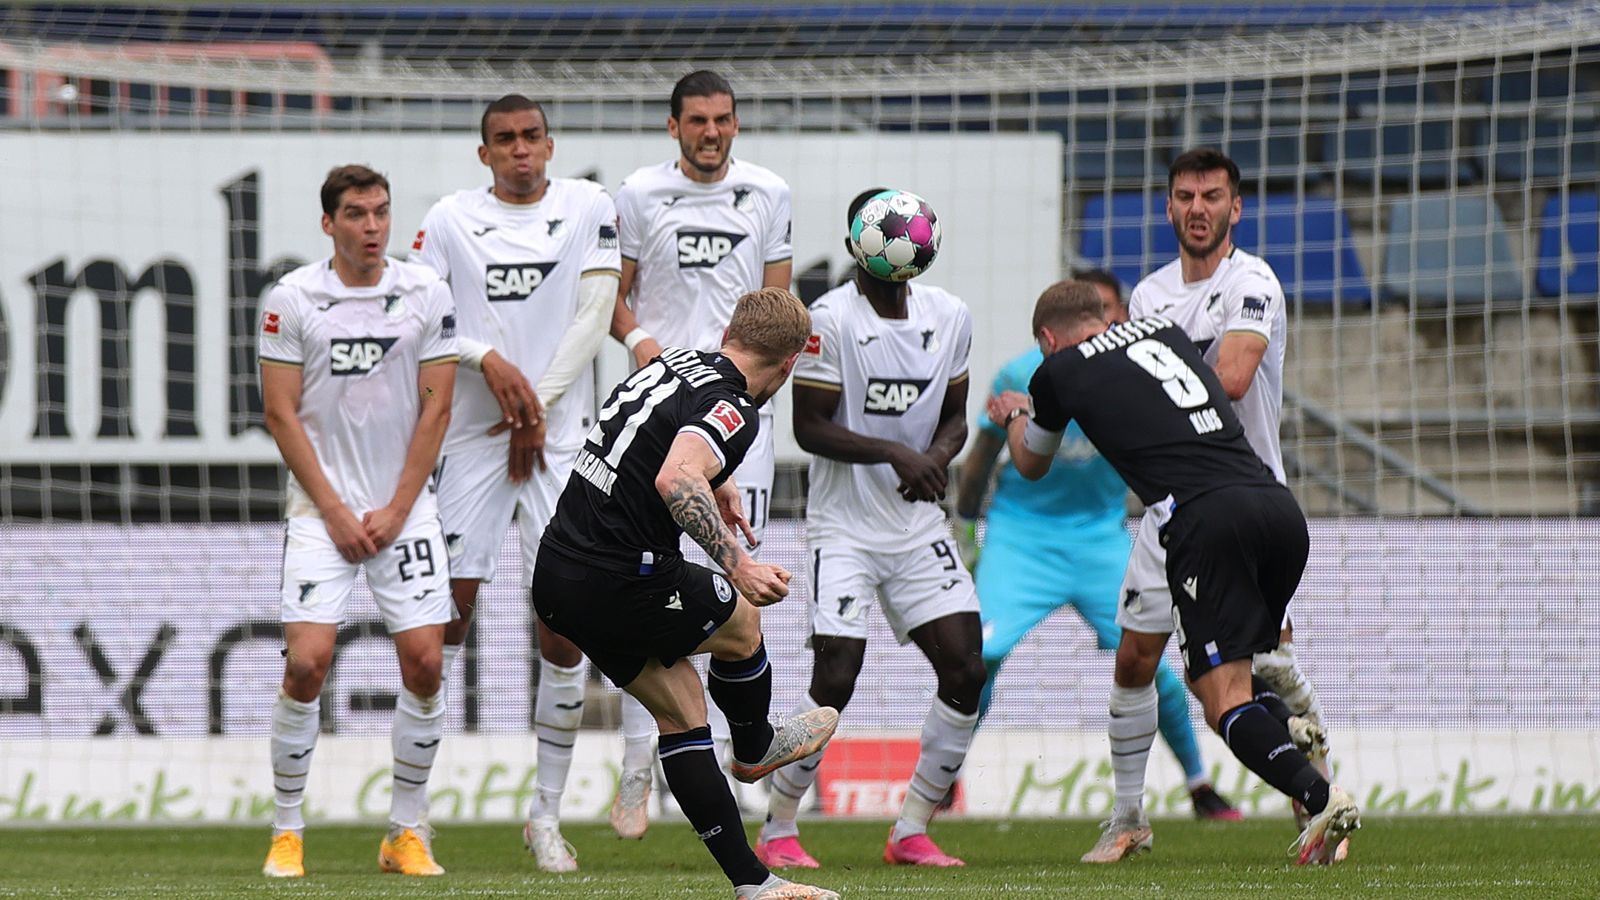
[1027,316,1277,506]
[544,347,760,573]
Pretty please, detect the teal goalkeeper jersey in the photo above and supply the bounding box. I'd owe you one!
[979,347,1129,532]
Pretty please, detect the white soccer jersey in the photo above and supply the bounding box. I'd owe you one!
[258,258,458,519]
[795,281,973,552]
[410,178,621,453]
[616,158,792,353]
[1128,247,1288,482]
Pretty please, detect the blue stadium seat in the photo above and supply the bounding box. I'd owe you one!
[1232,196,1371,305]
[1486,116,1600,181]
[1077,192,1175,288]
[1329,121,1475,186]
[1380,194,1523,305]
[1536,192,1600,297]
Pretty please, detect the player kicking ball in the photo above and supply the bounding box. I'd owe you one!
[532,287,840,900]
[988,281,1360,865]
[259,165,458,878]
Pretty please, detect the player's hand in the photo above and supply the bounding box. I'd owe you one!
[987,391,1032,430]
[506,418,547,483]
[954,514,980,570]
[714,481,758,549]
[889,445,948,503]
[324,504,378,563]
[361,504,407,550]
[630,336,665,371]
[731,559,791,607]
[481,350,542,431]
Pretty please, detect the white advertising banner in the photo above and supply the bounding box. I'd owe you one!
[1,517,1596,822]
[2,727,1597,825]
[0,131,1061,464]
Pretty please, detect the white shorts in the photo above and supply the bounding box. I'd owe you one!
[680,406,775,564]
[809,533,979,645]
[436,439,577,587]
[1116,502,1176,634]
[280,510,453,633]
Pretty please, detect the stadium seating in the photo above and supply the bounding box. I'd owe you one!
[1195,118,1321,186]
[1484,116,1600,182]
[1536,192,1600,298]
[1380,194,1523,305]
[1080,192,1371,305]
[1329,121,1477,186]
[1077,191,1175,287]
[1233,196,1372,305]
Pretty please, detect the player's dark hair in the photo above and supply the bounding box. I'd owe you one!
[1032,280,1104,338]
[320,164,389,215]
[846,187,890,228]
[1072,268,1123,304]
[1168,147,1241,196]
[726,287,812,364]
[480,94,549,145]
[671,70,735,119]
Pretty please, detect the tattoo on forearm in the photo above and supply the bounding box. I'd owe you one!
[665,477,740,573]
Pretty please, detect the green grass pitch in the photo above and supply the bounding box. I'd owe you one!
[9,817,1597,897]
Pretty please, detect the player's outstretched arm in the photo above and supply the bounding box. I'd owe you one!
[365,361,456,548]
[610,260,664,369]
[261,363,376,563]
[953,426,1005,567]
[656,433,789,605]
[792,383,946,499]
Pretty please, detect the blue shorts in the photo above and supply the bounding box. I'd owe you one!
[975,514,1130,661]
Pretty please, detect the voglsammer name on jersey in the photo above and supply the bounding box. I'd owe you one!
[484,262,558,300]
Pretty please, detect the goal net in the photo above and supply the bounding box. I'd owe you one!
[1,1,1597,825]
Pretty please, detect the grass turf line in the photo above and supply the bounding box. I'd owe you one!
[5,817,1596,898]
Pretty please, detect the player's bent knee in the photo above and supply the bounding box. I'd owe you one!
[940,655,989,706]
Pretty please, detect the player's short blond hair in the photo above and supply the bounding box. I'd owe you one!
[1032,280,1105,337]
[726,287,812,363]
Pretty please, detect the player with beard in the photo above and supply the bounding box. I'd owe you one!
[607,69,794,836]
[987,281,1359,866]
[1080,148,1338,863]
[409,94,620,871]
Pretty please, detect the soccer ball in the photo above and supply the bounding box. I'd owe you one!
[850,189,941,282]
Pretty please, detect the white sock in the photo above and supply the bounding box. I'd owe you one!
[891,699,979,842]
[527,659,585,822]
[390,688,444,829]
[1253,642,1325,726]
[440,644,462,687]
[1108,683,1159,821]
[270,691,320,834]
[620,691,657,773]
[762,693,822,840]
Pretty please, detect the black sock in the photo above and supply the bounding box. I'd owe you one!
[1251,675,1295,724]
[659,727,769,887]
[1219,702,1330,815]
[708,641,775,764]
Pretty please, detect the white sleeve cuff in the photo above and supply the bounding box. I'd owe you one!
[1022,419,1064,456]
[457,337,492,373]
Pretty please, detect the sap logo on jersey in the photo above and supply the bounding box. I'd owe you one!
[484,262,558,301]
[329,337,399,375]
[863,378,932,415]
[677,230,747,268]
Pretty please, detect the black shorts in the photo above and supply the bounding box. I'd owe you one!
[531,542,739,687]
[1161,483,1309,679]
